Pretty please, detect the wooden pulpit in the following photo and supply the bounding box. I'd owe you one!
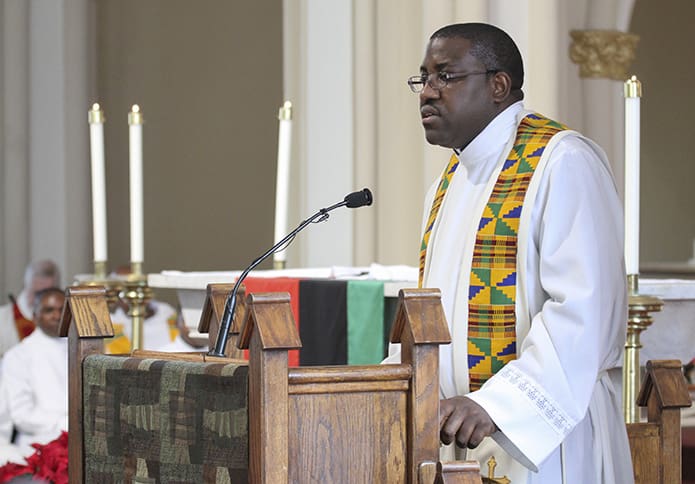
[62,285,483,483]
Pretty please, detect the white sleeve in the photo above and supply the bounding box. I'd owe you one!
[466,136,627,470]
[2,347,65,437]
[0,304,20,356]
[0,361,14,444]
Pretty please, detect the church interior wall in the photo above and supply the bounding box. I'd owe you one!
[96,0,283,276]
[631,0,695,266]
[1,0,693,301]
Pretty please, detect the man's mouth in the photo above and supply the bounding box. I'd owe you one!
[421,105,440,126]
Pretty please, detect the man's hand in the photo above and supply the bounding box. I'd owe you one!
[439,396,497,449]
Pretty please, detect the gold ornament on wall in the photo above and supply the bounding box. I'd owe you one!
[569,30,639,80]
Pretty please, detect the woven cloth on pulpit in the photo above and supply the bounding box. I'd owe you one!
[82,354,249,483]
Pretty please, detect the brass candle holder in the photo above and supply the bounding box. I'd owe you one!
[623,274,663,423]
[119,269,152,352]
[93,260,108,280]
[74,264,121,310]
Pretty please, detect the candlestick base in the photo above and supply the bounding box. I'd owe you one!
[130,261,143,277]
[273,260,286,270]
[623,274,663,423]
[93,260,108,280]
[120,273,152,351]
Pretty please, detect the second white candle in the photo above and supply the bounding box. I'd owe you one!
[128,104,144,265]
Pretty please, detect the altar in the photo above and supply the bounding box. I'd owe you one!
[149,267,695,367]
[149,265,417,365]
[639,278,695,365]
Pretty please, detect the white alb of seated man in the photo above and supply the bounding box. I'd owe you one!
[0,287,68,457]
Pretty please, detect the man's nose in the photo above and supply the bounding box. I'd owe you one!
[420,80,440,102]
[47,307,62,317]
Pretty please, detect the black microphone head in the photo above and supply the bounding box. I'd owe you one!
[344,188,373,208]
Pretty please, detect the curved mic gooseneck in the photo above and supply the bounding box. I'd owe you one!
[209,188,373,356]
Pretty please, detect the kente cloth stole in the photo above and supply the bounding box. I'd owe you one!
[12,301,34,340]
[467,113,567,391]
[104,323,131,354]
[418,154,459,288]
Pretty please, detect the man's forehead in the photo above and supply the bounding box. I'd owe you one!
[422,37,475,68]
[40,293,64,307]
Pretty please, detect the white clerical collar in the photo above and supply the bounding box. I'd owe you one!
[34,327,67,347]
[453,101,525,169]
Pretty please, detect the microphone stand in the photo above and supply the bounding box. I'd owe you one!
[209,199,352,357]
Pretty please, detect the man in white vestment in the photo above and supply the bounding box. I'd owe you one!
[0,260,60,448]
[103,265,179,353]
[0,287,68,457]
[106,298,179,353]
[155,305,208,352]
[0,260,60,358]
[387,23,632,483]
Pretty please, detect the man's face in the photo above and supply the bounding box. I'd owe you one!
[28,275,58,307]
[419,37,498,150]
[34,292,65,338]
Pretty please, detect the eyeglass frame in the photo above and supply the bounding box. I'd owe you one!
[406,69,499,93]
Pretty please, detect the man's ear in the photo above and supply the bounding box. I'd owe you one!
[490,71,513,103]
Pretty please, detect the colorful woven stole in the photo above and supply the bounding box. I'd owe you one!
[418,153,460,288]
[12,301,34,340]
[103,314,179,354]
[467,113,567,391]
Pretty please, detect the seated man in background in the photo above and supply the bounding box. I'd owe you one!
[0,260,60,448]
[0,287,67,456]
[0,260,60,357]
[155,303,208,352]
[106,297,179,353]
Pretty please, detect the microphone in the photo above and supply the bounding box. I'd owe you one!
[209,188,373,356]
[345,188,373,208]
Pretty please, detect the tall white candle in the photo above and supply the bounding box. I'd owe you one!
[88,103,108,263]
[624,76,642,275]
[128,104,144,265]
[273,101,293,268]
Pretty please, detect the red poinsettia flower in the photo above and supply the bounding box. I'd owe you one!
[0,461,31,483]
[0,431,68,484]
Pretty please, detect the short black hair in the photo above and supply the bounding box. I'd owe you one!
[430,23,524,92]
[32,286,65,316]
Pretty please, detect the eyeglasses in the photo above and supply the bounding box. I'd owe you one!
[407,70,498,93]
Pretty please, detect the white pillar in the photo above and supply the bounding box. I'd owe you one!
[576,0,638,198]
[353,0,378,265]
[1,0,30,296]
[301,0,354,267]
[28,0,91,285]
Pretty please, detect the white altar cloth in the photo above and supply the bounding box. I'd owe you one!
[639,278,695,365]
[148,270,695,365]
[148,265,418,336]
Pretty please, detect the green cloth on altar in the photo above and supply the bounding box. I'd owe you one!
[347,280,384,365]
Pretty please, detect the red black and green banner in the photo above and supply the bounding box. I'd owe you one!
[241,277,394,366]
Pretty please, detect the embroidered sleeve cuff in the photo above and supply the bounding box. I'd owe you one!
[466,364,576,470]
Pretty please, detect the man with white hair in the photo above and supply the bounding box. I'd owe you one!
[0,259,60,357]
